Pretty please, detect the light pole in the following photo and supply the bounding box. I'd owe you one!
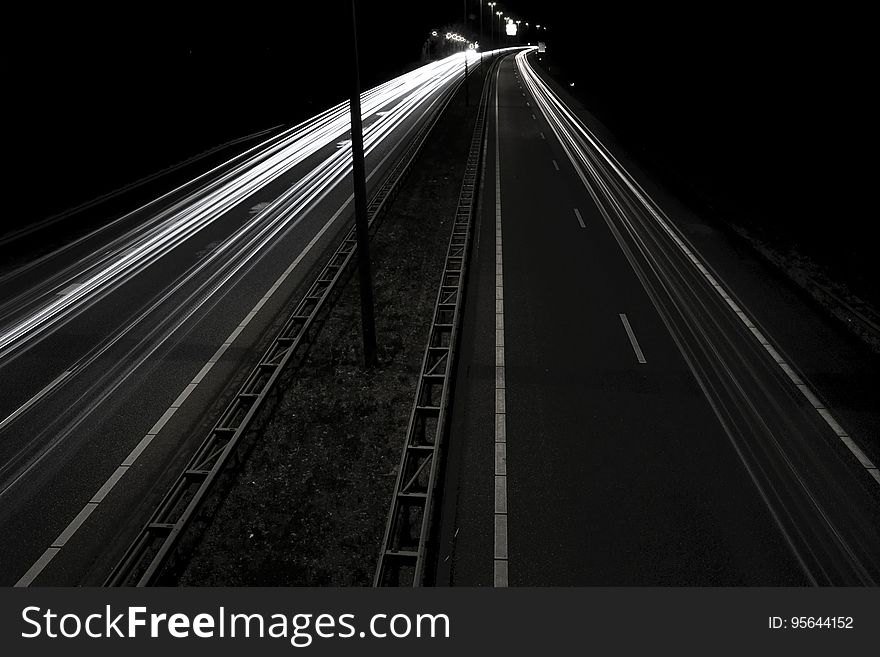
[479,0,483,48]
[348,0,377,368]
[496,11,503,47]
[488,2,496,48]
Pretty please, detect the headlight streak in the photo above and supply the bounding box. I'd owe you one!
[0,48,520,455]
[0,50,491,368]
[515,49,880,585]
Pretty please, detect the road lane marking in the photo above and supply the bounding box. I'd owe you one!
[14,190,357,586]
[51,503,97,548]
[89,466,128,504]
[14,548,59,589]
[574,208,585,228]
[532,114,536,120]
[540,131,546,140]
[494,63,509,588]
[619,313,647,364]
[13,76,445,586]
[552,159,560,171]
[495,443,507,475]
[514,51,880,490]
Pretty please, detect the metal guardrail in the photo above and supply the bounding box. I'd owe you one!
[104,78,463,587]
[374,56,498,587]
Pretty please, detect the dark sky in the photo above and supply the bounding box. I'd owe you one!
[3,1,873,250]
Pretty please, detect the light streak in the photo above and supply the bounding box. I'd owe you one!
[0,50,493,368]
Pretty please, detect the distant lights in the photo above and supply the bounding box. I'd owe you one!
[431,30,438,37]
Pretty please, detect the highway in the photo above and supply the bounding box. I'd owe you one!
[0,50,481,586]
[435,51,880,585]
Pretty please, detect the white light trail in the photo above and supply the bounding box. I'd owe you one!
[0,50,489,367]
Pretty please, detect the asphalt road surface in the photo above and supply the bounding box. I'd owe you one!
[0,51,481,586]
[435,51,880,586]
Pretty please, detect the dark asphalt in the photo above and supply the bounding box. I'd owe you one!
[0,70,462,586]
[436,53,880,585]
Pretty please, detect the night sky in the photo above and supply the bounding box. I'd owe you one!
[3,2,873,288]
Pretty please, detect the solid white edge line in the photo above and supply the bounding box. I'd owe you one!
[14,56,461,586]
[517,51,880,488]
[494,60,509,588]
[51,503,97,548]
[14,548,60,588]
[89,466,128,504]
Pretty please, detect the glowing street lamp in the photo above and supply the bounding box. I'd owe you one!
[488,2,496,46]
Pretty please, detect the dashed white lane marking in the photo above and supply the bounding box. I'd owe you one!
[520,54,880,488]
[629,189,880,484]
[540,131,546,140]
[574,207,586,229]
[15,167,368,588]
[532,114,537,120]
[552,159,560,171]
[494,63,509,588]
[619,313,647,364]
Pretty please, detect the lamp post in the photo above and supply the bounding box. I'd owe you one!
[488,2,496,48]
[348,0,377,368]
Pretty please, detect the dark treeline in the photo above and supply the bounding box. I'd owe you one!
[526,2,874,302]
[4,3,874,303]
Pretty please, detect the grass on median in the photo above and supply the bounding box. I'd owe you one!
[174,87,478,586]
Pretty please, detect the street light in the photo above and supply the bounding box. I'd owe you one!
[488,2,496,48]
[347,0,377,367]
[479,0,483,50]
[496,11,503,47]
